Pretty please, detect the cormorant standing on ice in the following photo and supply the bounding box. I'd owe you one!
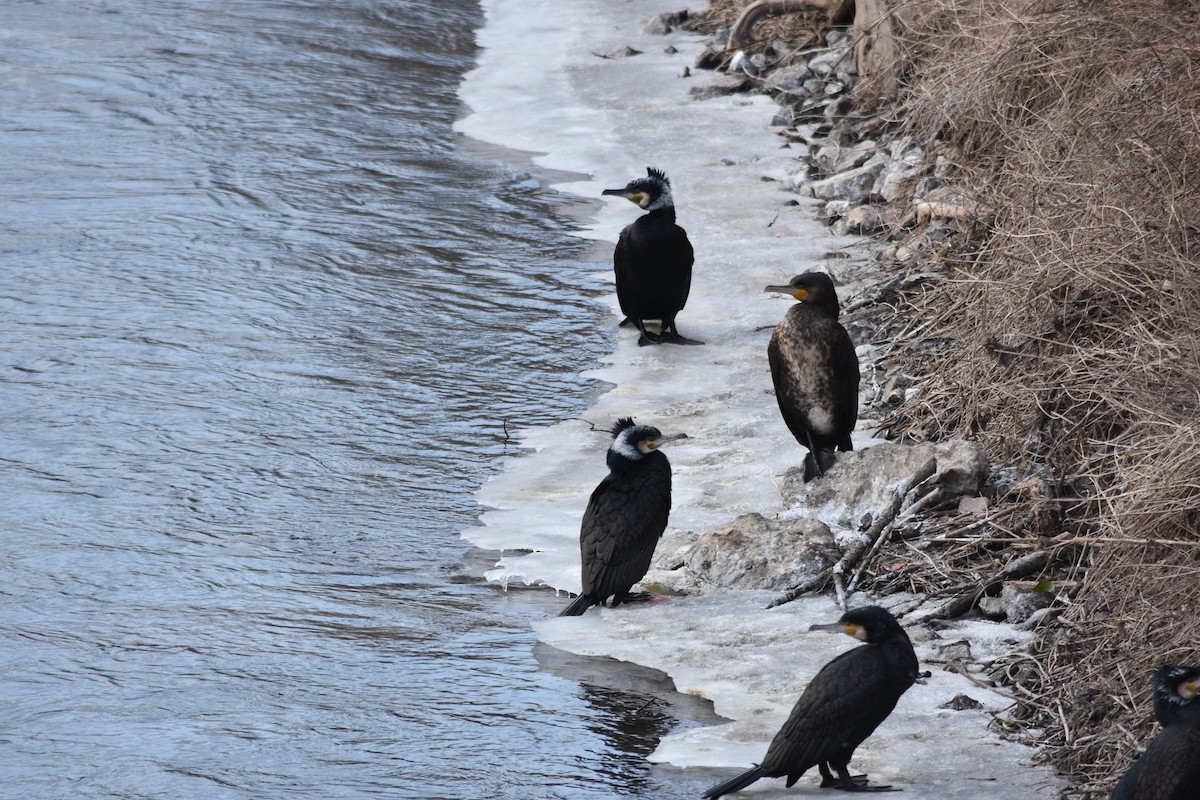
[702,606,918,798]
[602,168,701,346]
[559,418,688,617]
[1111,664,1200,800]
[765,272,859,481]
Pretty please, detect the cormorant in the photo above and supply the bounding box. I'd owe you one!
[702,605,918,798]
[559,418,688,617]
[765,272,860,482]
[1111,664,1200,800]
[602,168,701,346]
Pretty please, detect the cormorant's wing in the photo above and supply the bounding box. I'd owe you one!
[612,225,634,318]
[668,223,694,309]
[578,468,671,598]
[762,645,896,775]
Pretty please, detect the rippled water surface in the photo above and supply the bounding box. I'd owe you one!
[0,2,720,797]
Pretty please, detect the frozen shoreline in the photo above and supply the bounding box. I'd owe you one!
[456,0,1062,796]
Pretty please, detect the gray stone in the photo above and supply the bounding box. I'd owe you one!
[763,64,812,93]
[835,204,888,236]
[779,440,990,534]
[808,49,852,77]
[813,139,878,175]
[798,158,886,203]
[682,513,839,591]
[689,74,752,100]
[1001,583,1053,623]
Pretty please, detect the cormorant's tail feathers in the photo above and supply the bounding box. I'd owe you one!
[701,765,766,799]
[802,449,839,482]
[558,594,597,617]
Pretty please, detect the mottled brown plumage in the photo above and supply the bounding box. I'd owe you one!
[560,418,687,617]
[703,606,918,798]
[765,272,859,481]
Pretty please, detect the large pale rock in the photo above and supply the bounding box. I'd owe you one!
[680,513,839,591]
[780,440,989,536]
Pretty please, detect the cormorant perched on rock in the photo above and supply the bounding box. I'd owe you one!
[559,418,688,617]
[702,606,918,798]
[765,272,859,482]
[1111,664,1200,800]
[602,168,701,346]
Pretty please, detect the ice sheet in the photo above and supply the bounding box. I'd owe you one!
[457,0,1062,795]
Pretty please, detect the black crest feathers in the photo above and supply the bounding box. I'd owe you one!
[646,167,669,185]
[609,417,637,438]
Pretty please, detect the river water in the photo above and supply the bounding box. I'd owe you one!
[0,2,721,797]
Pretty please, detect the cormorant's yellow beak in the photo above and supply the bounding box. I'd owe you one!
[602,188,646,207]
[641,432,689,451]
[764,284,809,301]
[1181,678,1200,700]
[808,620,867,640]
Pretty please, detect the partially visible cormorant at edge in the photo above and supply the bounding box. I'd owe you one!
[559,418,688,617]
[1111,664,1200,800]
[702,605,918,798]
[765,271,860,482]
[602,168,701,346]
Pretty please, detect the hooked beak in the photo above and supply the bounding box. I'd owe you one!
[602,188,646,206]
[645,432,689,450]
[764,284,808,301]
[809,620,866,640]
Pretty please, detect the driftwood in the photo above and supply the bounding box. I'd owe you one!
[728,0,855,51]
[728,0,910,97]
[935,550,1053,619]
[767,457,938,609]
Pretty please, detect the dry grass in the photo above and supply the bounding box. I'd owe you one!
[873,1,1200,795]
[687,0,1200,794]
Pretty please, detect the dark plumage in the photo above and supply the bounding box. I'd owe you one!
[1111,665,1200,800]
[602,168,700,346]
[702,606,918,799]
[559,418,688,617]
[765,272,860,481]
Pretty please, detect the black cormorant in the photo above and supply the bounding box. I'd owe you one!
[1111,664,1200,800]
[702,605,918,798]
[765,272,860,482]
[602,168,700,346]
[559,418,688,617]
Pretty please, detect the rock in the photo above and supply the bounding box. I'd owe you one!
[813,139,878,175]
[797,156,887,203]
[694,44,725,71]
[779,440,990,537]
[1000,582,1053,623]
[681,513,839,591]
[644,9,688,35]
[808,49,852,77]
[874,159,927,203]
[835,204,888,236]
[941,694,984,711]
[978,594,1007,620]
[932,439,989,496]
[763,64,812,94]
[689,74,752,100]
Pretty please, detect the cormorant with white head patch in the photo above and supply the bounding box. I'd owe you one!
[702,606,918,798]
[559,418,688,617]
[602,168,701,346]
[765,272,859,481]
[1111,664,1200,800]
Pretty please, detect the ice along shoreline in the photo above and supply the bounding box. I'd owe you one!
[456,0,1063,796]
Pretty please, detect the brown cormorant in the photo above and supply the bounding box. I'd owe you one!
[765,272,860,482]
[702,605,918,798]
[602,168,701,346]
[559,418,688,617]
[1111,664,1200,800]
